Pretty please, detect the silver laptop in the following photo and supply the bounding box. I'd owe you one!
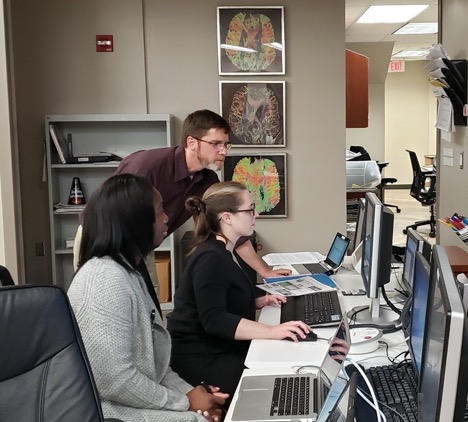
[293,233,350,275]
[318,372,358,422]
[231,315,351,422]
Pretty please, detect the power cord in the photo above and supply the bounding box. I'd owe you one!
[381,285,402,315]
[344,358,384,422]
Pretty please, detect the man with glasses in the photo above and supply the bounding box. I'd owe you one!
[74,109,290,300]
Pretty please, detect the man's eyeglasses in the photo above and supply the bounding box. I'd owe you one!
[191,136,232,151]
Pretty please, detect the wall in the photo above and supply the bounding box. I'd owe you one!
[385,61,437,185]
[0,0,19,280]
[438,0,468,250]
[6,0,346,283]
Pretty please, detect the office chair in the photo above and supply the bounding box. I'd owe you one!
[0,284,122,422]
[403,150,436,238]
[0,265,15,286]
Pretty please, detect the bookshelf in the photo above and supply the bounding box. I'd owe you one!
[45,114,177,310]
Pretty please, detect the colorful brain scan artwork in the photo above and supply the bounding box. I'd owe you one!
[225,12,276,72]
[231,156,282,214]
[228,84,282,145]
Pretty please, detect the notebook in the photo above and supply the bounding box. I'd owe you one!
[231,316,350,422]
[293,233,350,275]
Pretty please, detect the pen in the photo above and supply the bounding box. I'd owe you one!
[200,381,211,393]
[200,381,228,413]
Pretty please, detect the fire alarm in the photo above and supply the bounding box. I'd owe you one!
[96,35,113,52]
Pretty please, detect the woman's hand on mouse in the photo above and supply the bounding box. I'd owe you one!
[268,321,311,342]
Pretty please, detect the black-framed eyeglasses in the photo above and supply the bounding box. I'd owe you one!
[231,206,256,216]
[191,136,232,151]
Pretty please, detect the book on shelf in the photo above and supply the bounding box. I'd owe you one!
[49,124,70,164]
[53,202,86,213]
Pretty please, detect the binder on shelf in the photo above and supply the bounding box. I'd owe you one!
[49,124,70,164]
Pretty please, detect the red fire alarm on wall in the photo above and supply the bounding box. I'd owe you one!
[96,35,113,52]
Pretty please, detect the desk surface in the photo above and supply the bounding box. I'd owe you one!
[225,263,407,421]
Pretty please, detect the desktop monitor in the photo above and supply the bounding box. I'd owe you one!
[408,251,431,378]
[352,198,366,252]
[349,192,395,324]
[418,246,468,422]
[402,228,432,292]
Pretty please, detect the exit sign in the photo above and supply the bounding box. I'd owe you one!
[389,60,405,73]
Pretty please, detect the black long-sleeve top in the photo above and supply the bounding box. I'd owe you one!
[168,236,256,355]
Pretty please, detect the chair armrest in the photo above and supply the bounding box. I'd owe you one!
[104,419,124,422]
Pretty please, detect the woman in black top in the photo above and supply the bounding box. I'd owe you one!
[168,181,310,402]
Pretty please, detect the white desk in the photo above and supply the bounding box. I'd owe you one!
[225,263,408,421]
[245,264,406,370]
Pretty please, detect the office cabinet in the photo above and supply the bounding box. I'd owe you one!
[45,114,176,310]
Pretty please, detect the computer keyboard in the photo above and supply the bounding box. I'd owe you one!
[303,291,342,325]
[364,364,418,422]
[280,290,342,327]
[270,376,310,416]
[302,262,327,274]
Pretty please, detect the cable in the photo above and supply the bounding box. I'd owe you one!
[381,285,402,315]
[345,358,384,422]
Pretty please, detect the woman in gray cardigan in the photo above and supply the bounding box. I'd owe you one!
[68,174,227,422]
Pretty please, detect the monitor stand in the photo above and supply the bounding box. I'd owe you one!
[347,297,401,326]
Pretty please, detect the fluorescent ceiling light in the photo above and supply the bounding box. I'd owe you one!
[263,42,283,51]
[357,5,429,24]
[219,44,257,53]
[394,22,438,34]
[392,50,429,58]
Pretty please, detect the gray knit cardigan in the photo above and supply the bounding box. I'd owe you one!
[68,256,206,422]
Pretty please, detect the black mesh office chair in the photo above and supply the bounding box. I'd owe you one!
[0,265,15,286]
[0,285,122,422]
[403,150,436,238]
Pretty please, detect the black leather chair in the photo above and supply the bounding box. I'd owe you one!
[0,265,15,286]
[403,150,436,238]
[0,285,121,422]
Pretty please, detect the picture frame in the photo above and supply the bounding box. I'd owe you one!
[217,6,285,75]
[220,81,286,147]
[223,153,287,218]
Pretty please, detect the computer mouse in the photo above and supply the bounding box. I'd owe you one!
[284,331,318,342]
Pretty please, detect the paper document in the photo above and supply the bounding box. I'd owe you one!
[257,275,335,297]
[262,251,324,266]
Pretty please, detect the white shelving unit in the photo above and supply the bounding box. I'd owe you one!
[45,114,176,310]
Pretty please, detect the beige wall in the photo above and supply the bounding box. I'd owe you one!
[6,0,346,283]
[438,0,468,250]
[385,61,437,185]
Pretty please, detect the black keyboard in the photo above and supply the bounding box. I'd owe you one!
[281,290,342,326]
[302,262,327,274]
[270,376,310,416]
[364,364,418,422]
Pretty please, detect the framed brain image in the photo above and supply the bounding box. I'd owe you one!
[223,153,287,218]
[217,6,285,75]
[220,81,285,147]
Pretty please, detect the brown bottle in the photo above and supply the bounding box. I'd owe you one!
[68,177,85,205]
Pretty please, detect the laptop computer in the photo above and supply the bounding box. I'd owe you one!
[293,233,350,276]
[318,372,358,422]
[231,316,350,421]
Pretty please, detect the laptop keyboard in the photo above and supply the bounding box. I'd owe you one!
[270,376,310,416]
[302,262,327,274]
[364,364,418,422]
[303,291,342,325]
